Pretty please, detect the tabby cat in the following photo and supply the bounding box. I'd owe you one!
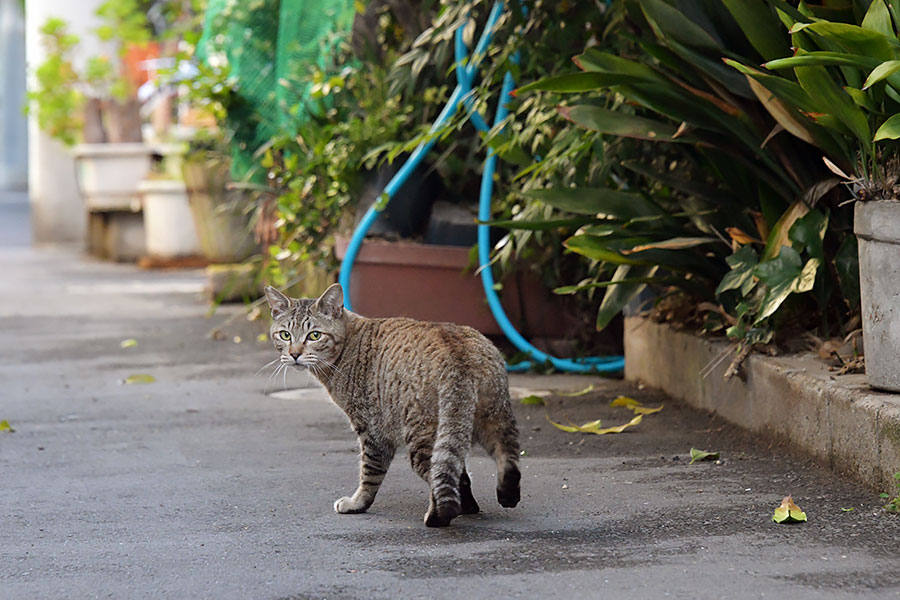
[264,283,521,527]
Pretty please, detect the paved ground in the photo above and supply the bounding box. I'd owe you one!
[1,201,899,599]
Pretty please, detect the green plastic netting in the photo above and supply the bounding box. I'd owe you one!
[197,0,356,180]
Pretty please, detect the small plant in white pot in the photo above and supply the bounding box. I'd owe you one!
[139,145,203,262]
[27,2,157,259]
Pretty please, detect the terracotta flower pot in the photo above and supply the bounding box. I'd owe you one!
[334,236,565,337]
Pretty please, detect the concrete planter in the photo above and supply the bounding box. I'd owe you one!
[183,161,256,263]
[73,143,153,211]
[138,179,200,259]
[855,200,900,392]
[334,236,565,337]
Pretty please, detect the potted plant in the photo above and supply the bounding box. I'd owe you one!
[27,2,157,259]
[138,143,204,262]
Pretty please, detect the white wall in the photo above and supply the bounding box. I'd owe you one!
[0,0,28,191]
[25,0,105,244]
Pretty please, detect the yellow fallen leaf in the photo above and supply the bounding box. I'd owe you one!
[120,338,138,348]
[610,396,663,415]
[610,395,639,409]
[124,374,156,384]
[0,420,14,432]
[773,495,807,523]
[633,404,664,415]
[547,413,643,435]
[591,414,643,434]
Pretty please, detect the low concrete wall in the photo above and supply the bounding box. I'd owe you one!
[624,316,900,491]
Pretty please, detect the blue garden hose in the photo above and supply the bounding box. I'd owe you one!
[338,1,625,374]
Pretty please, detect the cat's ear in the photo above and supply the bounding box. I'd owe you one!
[314,283,344,319]
[264,286,291,318]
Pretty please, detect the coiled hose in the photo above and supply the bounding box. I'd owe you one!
[338,1,625,374]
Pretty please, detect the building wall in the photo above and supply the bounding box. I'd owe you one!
[0,0,28,191]
[25,0,105,244]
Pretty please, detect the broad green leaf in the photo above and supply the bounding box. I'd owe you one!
[516,72,646,94]
[764,52,881,71]
[641,0,722,52]
[789,21,898,61]
[716,245,760,296]
[558,105,683,142]
[864,60,900,89]
[795,65,871,146]
[573,49,665,83]
[789,209,828,261]
[874,113,900,140]
[596,264,659,330]
[773,495,808,523]
[120,338,138,348]
[722,0,789,61]
[0,420,14,432]
[520,395,546,406]
[754,247,821,322]
[763,200,810,261]
[124,374,156,384]
[728,60,818,112]
[564,235,648,265]
[862,0,894,38]
[523,187,661,219]
[689,448,720,464]
[844,86,878,112]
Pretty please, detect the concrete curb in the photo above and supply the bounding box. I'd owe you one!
[624,316,900,491]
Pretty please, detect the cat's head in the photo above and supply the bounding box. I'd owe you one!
[264,283,346,373]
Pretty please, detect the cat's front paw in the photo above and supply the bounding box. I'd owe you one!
[334,495,368,514]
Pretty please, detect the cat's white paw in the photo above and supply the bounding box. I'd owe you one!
[334,496,367,514]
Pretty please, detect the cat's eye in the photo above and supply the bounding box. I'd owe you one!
[277,331,291,341]
[307,331,322,341]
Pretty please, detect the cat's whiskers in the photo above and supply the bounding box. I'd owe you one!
[255,357,280,376]
[265,362,287,394]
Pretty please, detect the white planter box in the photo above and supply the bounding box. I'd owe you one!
[74,143,153,212]
[139,179,200,258]
[855,200,900,392]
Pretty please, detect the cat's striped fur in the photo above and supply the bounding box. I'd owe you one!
[265,283,521,527]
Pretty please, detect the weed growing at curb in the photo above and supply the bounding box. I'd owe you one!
[880,472,900,513]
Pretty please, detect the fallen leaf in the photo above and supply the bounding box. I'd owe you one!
[520,395,546,406]
[547,413,643,435]
[840,507,854,512]
[124,374,156,384]
[120,339,138,348]
[689,448,720,464]
[773,495,807,523]
[560,384,595,397]
[256,333,268,343]
[0,420,14,432]
[611,396,664,415]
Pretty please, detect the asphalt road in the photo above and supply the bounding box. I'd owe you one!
[1,205,899,599]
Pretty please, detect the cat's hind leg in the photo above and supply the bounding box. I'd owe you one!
[334,435,394,514]
[424,382,476,527]
[459,470,480,515]
[476,403,521,509]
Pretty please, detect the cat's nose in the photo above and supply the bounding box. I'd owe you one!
[290,352,301,362]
